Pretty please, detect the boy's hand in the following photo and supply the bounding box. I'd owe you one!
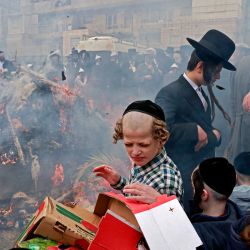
[123,183,161,204]
[93,165,120,185]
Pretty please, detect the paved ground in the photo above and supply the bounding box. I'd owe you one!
[0,229,20,250]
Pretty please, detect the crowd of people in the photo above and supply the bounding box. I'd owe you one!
[40,45,190,107]
[92,30,250,249]
[1,28,250,249]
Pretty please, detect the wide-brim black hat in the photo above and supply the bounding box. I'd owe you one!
[187,29,236,71]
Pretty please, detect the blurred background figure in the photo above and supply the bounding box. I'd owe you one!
[135,47,162,99]
[230,152,250,215]
[42,50,64,82]
[226,55,250,161]
[0,51,16,79]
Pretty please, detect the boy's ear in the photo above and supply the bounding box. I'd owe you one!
[158,139,165,149]
[201,189,209,201]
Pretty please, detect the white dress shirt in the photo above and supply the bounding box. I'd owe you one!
[183,73,208,111]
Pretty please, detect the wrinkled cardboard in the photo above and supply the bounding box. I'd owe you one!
[16,197,100,247]
[16,194,143,249]
[94,192,140,227]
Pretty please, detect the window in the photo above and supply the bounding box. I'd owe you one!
[8,0,20,13]
[70,37,80,49]
[106,14,117,29]
[8,15,22,34]
[38,15,57,33]
[55,0,71,8]
[124,14,133,28]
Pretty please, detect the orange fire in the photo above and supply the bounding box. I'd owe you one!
[51,163,64,187]
[0,153,17,166]
[52,84,77,106]
[0,204,13,216]
[59,108,69,133]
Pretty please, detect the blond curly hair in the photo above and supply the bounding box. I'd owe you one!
[113,117,169,144]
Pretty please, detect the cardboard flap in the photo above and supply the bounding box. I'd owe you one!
[130,194,176,214]
[16,197,50,244]
[94,192,140,227]
[94,192,176,213]
[89,210,142,250]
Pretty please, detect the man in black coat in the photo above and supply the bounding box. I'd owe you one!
[155,30,236,210]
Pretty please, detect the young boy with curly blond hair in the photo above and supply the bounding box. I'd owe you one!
[93,100,183,202]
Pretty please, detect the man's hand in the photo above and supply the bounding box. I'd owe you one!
[93,165,120,185]
[212,129,221,142]
[243,92,250,112]
[123,183,161,204]
[195,125,208,152]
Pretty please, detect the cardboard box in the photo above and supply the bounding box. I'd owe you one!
[16,197,100,248]
[16,193,202,250]
[16,194,143,249]
[91,192,202,250]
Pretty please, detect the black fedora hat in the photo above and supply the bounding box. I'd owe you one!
[187,29,236,71]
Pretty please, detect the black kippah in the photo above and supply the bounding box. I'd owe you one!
[199,157,236,197]
[123,100,165,121]
[234,152,250,175]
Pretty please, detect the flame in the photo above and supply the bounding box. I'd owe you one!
[54,84,78,133]
[51,163,64,187]
[59,108,69,133]
[0,152,17,166]
[61,84,76,97]
[0,204,13,216]
[52,84,77,106]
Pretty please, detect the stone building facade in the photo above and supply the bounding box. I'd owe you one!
[0,0,249,62]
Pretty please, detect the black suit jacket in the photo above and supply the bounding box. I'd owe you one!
[155,75,220,170]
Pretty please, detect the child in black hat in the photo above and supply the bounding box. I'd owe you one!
[93,100,183,203]
[190,157,242,250]
[230,152,250,215]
